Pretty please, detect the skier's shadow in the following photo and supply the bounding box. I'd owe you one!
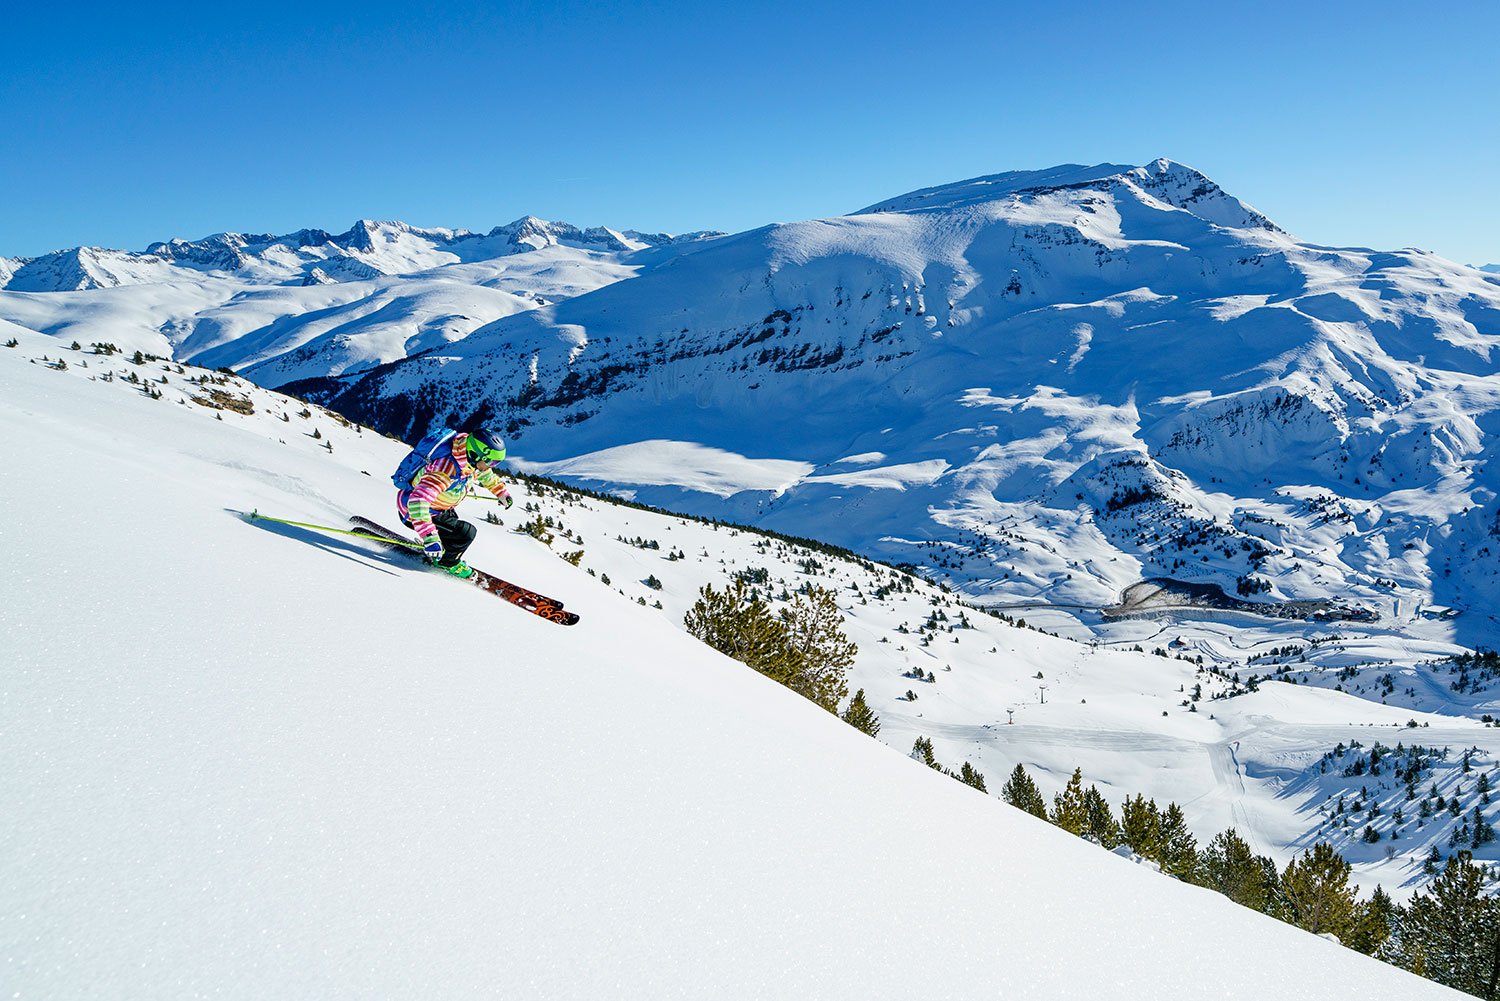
[229,509,403,577]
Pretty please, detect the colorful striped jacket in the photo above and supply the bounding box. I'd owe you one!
[395,433,512,548]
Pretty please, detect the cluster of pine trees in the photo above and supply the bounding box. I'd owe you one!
[1000,762,1500,998]
[685,579,858,714]
[910,736,988,792]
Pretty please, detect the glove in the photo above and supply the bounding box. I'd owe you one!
[423,538,445,563]
[500,493,514,511]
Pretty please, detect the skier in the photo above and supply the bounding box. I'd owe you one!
[396,427,514,578]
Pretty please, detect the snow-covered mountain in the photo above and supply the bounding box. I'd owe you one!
[277,159,1500,656]
[0,217,721,384]
[1,217,715,291]
[0,326,1471,999]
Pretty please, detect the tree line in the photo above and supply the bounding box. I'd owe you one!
[999,761,1500,998]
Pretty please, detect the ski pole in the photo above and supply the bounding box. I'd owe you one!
[246,509,423,550]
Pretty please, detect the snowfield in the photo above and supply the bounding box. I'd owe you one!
[0,327,1472,999]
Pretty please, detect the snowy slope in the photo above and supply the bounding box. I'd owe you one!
[0,329,1464,999]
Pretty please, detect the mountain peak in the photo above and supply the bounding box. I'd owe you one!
[853,162,1139,215]
[495,216,644,253]
[2,245,145,291]
[1123,158,1282,232]
[855,158,1281,233]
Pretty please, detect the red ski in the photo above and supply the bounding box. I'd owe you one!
[350,516,579,626]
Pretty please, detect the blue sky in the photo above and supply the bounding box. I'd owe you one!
[3,0,1496,262]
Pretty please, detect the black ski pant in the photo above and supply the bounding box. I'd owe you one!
[428,509,476,565]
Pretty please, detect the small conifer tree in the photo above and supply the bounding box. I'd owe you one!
[911,736,941,771]
[955,761,988,793]
[1121,794,1163,860]
[1001,764,1048,819]
[1080,785,1121,848]
[779,584,857,713]
[1346,885,1396,956]
[1280,842,1358,939]
[840,689,881,738]
[1471,805,1496,848]
[1157,803,1199,881]
[1199,829,1277,914]
[1050,768,1088,835]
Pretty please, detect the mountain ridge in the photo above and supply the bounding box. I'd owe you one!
[282,161,1500,654]
[1,216,723,291]
[854,158,1283,235]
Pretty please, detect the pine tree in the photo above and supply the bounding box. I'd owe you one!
[1387,852,1500,997]
[1473,805,1497,848]
[778,584,856,713]
[911,736,941,770]
[1346,885,1396,956]
[1280,842,1359,939]
[1121,794,1163,860]
[1199,828,1278,914]
[1001,764,1048,819]
[955,761,988,793]
[1080,785,1121,849]
[685,579,797,685]
[840,689,881,737]
[1157,803,1200,881]
[1050,768,1088,835]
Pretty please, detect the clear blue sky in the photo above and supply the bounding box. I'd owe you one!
[3,0,1497,262]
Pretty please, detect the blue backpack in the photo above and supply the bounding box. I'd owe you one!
[391,427,459,489]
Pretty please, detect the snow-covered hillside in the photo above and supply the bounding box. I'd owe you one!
[0,217,721,384]
[0,327,1481,999]
[286,159,1500,657]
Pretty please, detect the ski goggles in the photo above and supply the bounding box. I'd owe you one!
[469,440,506,464]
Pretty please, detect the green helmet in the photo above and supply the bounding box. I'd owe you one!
[466,428,507,466]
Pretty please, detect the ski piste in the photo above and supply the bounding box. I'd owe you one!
[350,516,580,626]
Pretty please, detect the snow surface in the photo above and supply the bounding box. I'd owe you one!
[0,328,1464,999]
